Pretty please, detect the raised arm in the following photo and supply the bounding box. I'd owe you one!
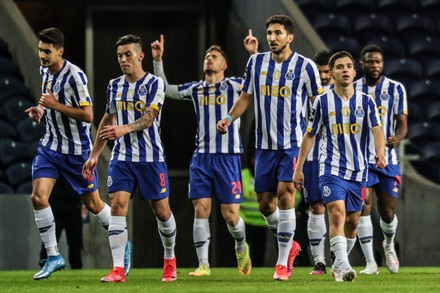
[151,34,182,100]
[243,29,259,55]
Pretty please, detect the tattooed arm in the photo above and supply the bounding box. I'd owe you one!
[98,106,159,140]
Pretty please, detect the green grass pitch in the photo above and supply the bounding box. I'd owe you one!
[0,267,439,292]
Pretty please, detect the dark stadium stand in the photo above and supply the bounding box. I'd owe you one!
[296,0,440,183]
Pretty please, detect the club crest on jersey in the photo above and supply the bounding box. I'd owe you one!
[273,70,281,80]
[138,85,147,96]
[380,91,390,101]
[285,69,295,81]
[107,176,113,187]
[53,82,60,94]
[220,81,228,92]
[355,106,365,118]
[323,185,331,197]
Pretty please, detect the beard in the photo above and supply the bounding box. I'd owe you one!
[270,42,289,55]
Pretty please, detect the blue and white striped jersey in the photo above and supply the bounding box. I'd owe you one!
[242,51,322,150]
[40,60,93,155]
[354,76,408,165]
[307,89,381,182]
[106,73,166,162]
[176,77,243,154]
[306,84,334,162]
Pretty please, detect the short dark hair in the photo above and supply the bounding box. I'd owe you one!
[266,15,294,34]
[115,34,143,51]
[205,45,228,64]
[38,28,64,48]
[314,50,332,66]
[328,51,355,70]
[360,44,384,60]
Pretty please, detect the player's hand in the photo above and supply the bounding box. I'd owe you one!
[217,118,231,134]
[243,29,258,55]
[293,170,304,191]
[100,125,128,141]
[386,135,400,148]
[25,105,44,124]
[375,154,387,169]
[151,34,164,62]
[39,89,58,110]
[82,156,97,179]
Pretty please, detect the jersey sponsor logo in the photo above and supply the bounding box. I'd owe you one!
[323,185,331,197]
[87,183,94,189]
[329,111,336,116]
[138,85,147,96]
[116,100,146,112]
[107,176,113,187]
[355,106,365,118]
[260,85,291,98]
[160,187,167,193]
[331,122,361,135]
[235,193,241,199]
[199,95,226,106]
[260,71,267,76]
[285,69,295,81]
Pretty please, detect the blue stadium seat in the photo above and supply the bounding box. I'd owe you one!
[0,182,15,194]
[407,102,424,125]
[2,96,35,125]
[16,181,32,194]
[407,122,440,145]
[0,57,23,81]
[408,80,440,103]
[334,0,375,20]
[323,35,361,57]
[425,101,440,122]
[0,140,34,168]
[419,0,440,18]
[411,160,440,184]
[377,0,417,18]
[296,0,334,20]
[406,35,440,67]
[394,13,436,40]
[354,14,394,43]
[383,58,423,87]
[0,75,31,104]
[425,59,440,80]
[420,142,440,163]
[313,13,352,36]
[362,35,405,60]
[5,161,32,188]
[0,120,18,141]
[16,118,45,143]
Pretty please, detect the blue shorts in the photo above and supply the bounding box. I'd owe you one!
[108,160,169,200]
[303,160,321,204]
[189,153,243,204]
[367,164,401,198]
[32,146,98,196]
[254,148,298,193]
[319,175,366,212]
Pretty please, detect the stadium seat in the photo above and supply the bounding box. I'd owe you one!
[411,160,440,184]
[394,13,436,40]
[420,142,440,163]
[5,161,32,188]
[406,35,440,67]
[377,0,417,18]
[16,118,45,143]
[407,122,440,145]
[295,0,334,20]
[419,0,440,17]
[0,75,31,104]
[425,59,440,80]
[425,101,440,122]
[362,35,405,60]
[16,181,32,194]
[0,57,23,81]
[383,58,423,87]
[408,80,440,103]
[2,96,35,125]
[0,120,18,141]
[354,14,394,43]
[312,13,352,36]
[334,0,375,20]
[407,102,424,125]
[323,35,361,57]
[0,140,34,167]
[0,182,15,194]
